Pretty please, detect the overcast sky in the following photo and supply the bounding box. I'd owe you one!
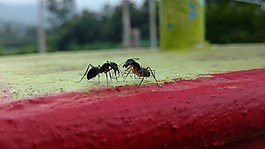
[0,0,144,11]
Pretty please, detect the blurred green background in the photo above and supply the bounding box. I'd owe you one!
[0,0,265,54]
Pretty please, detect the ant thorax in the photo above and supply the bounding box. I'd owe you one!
[101,63,111,73]
[132,67,139,74]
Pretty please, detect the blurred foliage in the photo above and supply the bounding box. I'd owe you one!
[47,0,156,51]
[46,0,76,27]
[1,0,265,55]
[206,0,265,43]
[0,24,38,56]
[49,0,265,51]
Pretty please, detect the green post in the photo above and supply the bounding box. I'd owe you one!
[160,0,205,50]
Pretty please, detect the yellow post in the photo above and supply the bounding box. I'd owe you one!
[160,0,205,50]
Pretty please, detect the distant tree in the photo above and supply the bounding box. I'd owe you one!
[122,0,132,48]
[101,5,123,43]
[45,0,76,27]
[49,10,103,50]
[0,24,35,47]
[47,0,159,50]
[149,0,158,48]
[130,0,159,43]
[206,0,265,43]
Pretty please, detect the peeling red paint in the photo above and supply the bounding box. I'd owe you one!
[0,68,265,149]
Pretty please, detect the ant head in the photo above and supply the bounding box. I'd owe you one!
[122,58,139,68]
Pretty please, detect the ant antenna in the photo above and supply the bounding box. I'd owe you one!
[119,62,125,67]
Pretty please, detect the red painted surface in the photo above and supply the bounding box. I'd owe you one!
[0,68,265,149]
[218,135,265,149]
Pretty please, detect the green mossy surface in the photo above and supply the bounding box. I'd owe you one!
[0,44,265,99]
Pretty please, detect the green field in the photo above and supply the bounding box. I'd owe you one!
[0,44,265,99]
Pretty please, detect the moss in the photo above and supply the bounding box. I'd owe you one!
[0,44,265,99]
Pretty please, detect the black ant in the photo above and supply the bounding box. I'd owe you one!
[122,58,160,87]
[76,61,120,84]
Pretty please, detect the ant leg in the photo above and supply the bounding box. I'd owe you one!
[146,67,161,87]
[139,76,145,86]
[115,70,120,82]
[112,69,121,82]
[109,71,113,80]
[111,71,117,82]
[76,64,94,83]
[115,69,122,82]
[118,68,123,78]
[105,73,109,84]
[123,69,132,82]
[97,73,100,84]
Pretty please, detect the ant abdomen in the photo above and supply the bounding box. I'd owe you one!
[139,69,150,77]
[87,68,100,80]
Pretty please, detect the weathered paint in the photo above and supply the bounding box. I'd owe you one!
[0,68,264,148]
[160,0,205,50]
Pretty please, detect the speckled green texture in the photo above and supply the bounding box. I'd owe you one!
[160,0,205,50]
[0,44,265,99]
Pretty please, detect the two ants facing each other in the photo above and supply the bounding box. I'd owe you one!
[76,58,160,86]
